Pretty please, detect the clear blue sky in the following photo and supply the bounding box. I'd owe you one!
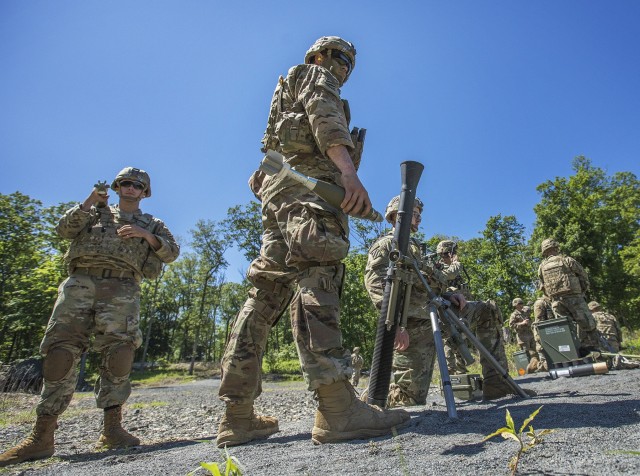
[2,1,639,281]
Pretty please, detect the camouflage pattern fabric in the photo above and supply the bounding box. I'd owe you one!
[439,259,472,372]
[351,352,364,387]
[532,296,554,354]
[38,274,141,415]
[219,189,351,403]
[35,202,178,417]
[509,308,537,359]
[259,64,355,205]
[551,295,599,349]
[365,232,445,405]
[59,204,179,279]
[454,300,511,394]
[592,310,622,352]
[538,254,589,299]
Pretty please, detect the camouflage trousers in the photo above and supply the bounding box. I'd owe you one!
[517,334,539,360]
[219,190,351,405]
[455,300,510,393]
[551,295,599,349]
[389,318,436,406]
[443,337,470,375]
[37,274,142,416]
[351,367,362,387]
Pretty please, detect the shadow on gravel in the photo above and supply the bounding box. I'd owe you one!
[57,436,217,464]
[404,398,640,438]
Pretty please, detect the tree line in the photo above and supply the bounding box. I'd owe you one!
[1,157,638,369]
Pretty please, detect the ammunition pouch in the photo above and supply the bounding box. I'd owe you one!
[275,111,316,154]
[349,127,366,171]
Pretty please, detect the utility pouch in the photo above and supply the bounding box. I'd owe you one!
[349,127,366,171]
[275,111,315,154]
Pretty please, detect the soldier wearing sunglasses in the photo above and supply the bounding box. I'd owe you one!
[0,167,179,467]
[218,36,409,449]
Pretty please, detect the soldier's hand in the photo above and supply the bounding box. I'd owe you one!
[449,293,467,311]
[394,327,410,351]
[117,224,149,240]
[81,188,109,211]
[341,171,372,217]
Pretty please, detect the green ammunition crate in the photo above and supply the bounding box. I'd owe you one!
[536,317,581,365]
[513,350,530,376]
[443,373,483,400]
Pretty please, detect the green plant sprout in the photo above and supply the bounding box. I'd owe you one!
[188,447,243,476]
[483,405,554,476]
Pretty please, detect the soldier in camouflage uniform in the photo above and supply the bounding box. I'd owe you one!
[509,298,540,373]
[531,295,555,372]
[537,238,600,353]
[0,168,179,467]
[435,241,518,398]
[217,36,409,448]
[365,196,446,406]
[588,301,623,352]
[437,240,471,375]
[350,347,364,387]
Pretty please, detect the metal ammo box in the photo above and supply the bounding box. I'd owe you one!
[535,317,581,366]
[513,350,530,376]
[442,373,483,400]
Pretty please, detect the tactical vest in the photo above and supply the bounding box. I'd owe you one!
[64,206,160,276]
[539,254,582,298]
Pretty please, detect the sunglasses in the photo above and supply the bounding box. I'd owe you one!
[331,50,353,74]
[118,180,145,190]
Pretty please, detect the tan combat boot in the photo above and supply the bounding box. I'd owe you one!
[96,405,140,449]
[216,401,279,448]
[311,379,410,444]
[0,414,57,467]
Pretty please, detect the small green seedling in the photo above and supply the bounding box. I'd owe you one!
[188,447,243,476]
[483,405,554,476]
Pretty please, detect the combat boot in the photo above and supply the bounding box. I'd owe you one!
[96,405,140,449]
[0,414,57,467]
[311,379,410,444]
[216,402,279,448]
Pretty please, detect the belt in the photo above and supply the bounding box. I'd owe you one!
[72,267,137,280]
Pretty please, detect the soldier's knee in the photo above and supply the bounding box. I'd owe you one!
[104,343,135,379]
[43,346,77,382]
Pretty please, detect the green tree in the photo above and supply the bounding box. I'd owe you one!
[532,157,640,326]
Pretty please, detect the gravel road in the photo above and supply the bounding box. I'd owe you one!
[1,368,639,475]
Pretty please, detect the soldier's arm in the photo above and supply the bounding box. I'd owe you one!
[364,237,392,309]
[150,220,180,264]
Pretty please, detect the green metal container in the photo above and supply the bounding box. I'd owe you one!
[443,373,483,400]
[513,350,530,376]
[535,317,581,365]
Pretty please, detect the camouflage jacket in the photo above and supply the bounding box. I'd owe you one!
[57,204,180,279]
[259,64,355,205]
[365,232,447,320]
[439,260,472,299]
[593,311,622,343]
[533,297,554,322]
[538,253,589,298]
[509,309,534,342]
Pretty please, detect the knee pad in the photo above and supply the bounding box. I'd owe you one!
[105,343,135,378]
[43,347,76,382]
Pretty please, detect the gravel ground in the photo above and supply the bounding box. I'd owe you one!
[1,368,639,475]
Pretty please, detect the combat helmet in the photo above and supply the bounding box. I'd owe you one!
[512,298,524,307]
[111,167,152,197]
[541,238,559,255]
[436,240,457,255]
[304,36,357,83]
[588,301,601,311]
[384,195,424,224]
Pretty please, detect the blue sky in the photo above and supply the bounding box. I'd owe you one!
[2,1,639,281]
